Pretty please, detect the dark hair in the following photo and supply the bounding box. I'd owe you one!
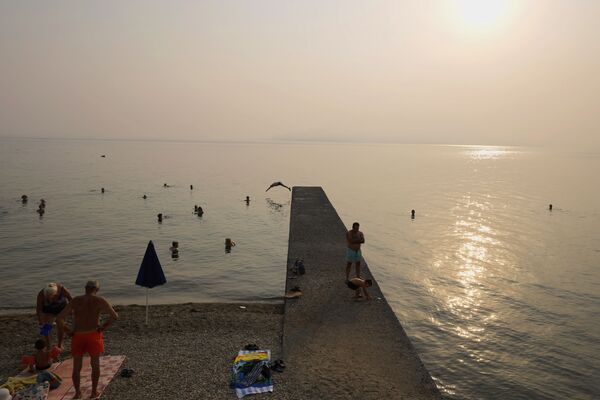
[35,339,46,350]
[365,279,373,287]
[352,222,359,228]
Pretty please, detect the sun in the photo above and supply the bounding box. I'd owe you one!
[450,0,513,31]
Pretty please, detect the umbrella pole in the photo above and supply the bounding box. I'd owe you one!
[145,287,149,325]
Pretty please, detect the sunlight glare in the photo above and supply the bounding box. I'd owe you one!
[451,0,513,31]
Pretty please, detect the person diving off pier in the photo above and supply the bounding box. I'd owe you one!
[266,181,291,192]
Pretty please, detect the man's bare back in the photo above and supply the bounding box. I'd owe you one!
[58,281,118,399]
[69,294,116,333]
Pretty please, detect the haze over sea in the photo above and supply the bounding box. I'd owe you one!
[0,138,598,399]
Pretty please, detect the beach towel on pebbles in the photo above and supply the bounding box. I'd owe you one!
[231,350,273,398]
[13,382,49,400]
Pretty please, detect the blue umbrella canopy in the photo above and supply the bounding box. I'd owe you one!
[136,240,166,288]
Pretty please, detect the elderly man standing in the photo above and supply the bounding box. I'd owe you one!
[59,280,118,399]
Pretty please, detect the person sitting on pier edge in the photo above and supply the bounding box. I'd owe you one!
[346,278,373,300]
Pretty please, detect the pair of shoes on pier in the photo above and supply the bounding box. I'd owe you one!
[270,359,286,373]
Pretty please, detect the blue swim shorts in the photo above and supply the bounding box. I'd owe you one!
[346,248,362,263]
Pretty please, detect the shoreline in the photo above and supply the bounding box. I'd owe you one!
[2,187,441,399]
[0,299,284,317]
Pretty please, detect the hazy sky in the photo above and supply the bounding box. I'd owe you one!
[1,1,598,147]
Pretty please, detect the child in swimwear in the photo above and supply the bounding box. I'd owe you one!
[22,339,62,372]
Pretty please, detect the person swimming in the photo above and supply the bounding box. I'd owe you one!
[225,238,236,251]
[21,195,28,203]
[157,213,163,222]
[143,195,147,199]
[245,196,250,204]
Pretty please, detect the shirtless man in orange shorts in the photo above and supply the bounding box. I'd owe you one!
[59,280,118,399]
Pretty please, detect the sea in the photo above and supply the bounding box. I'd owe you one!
[0,138,598,400]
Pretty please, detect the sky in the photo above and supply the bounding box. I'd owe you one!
[1,0,599,148]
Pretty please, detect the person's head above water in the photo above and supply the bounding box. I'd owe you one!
[85,280,100,294]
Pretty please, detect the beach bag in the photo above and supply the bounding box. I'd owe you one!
[36,371,62,389]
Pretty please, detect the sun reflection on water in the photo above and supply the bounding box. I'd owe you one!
[442,195,502,346]
[468,146,508,160]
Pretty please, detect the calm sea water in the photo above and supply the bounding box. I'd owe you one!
[1,138,598,399]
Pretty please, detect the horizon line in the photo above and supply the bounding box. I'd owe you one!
[0,135,537,149]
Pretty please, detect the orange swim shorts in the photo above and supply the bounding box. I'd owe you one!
[71,331,104,357]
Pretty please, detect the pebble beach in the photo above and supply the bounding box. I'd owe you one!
[0,303,295,400]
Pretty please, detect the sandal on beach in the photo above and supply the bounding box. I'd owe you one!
[270,359,286,373]
[120,368,135,378]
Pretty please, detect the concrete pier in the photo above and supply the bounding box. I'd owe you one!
[283,187,441,399]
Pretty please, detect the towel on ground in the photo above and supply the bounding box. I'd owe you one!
[231,350,273,399]
[13,382,49,400]
[1,375,38,394]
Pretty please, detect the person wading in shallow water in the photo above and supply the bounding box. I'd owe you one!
[345,222,365,281]
[59,280,118,400]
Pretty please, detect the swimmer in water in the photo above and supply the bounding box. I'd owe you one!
[245,196,250,204]
[266,182,291,192]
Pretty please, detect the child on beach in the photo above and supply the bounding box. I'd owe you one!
[22,339,62,372]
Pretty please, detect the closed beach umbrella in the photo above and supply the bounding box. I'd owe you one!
[135,240,166,324]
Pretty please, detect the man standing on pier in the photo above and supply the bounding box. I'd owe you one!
[346,222,365,280]
[59,280,118,399]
